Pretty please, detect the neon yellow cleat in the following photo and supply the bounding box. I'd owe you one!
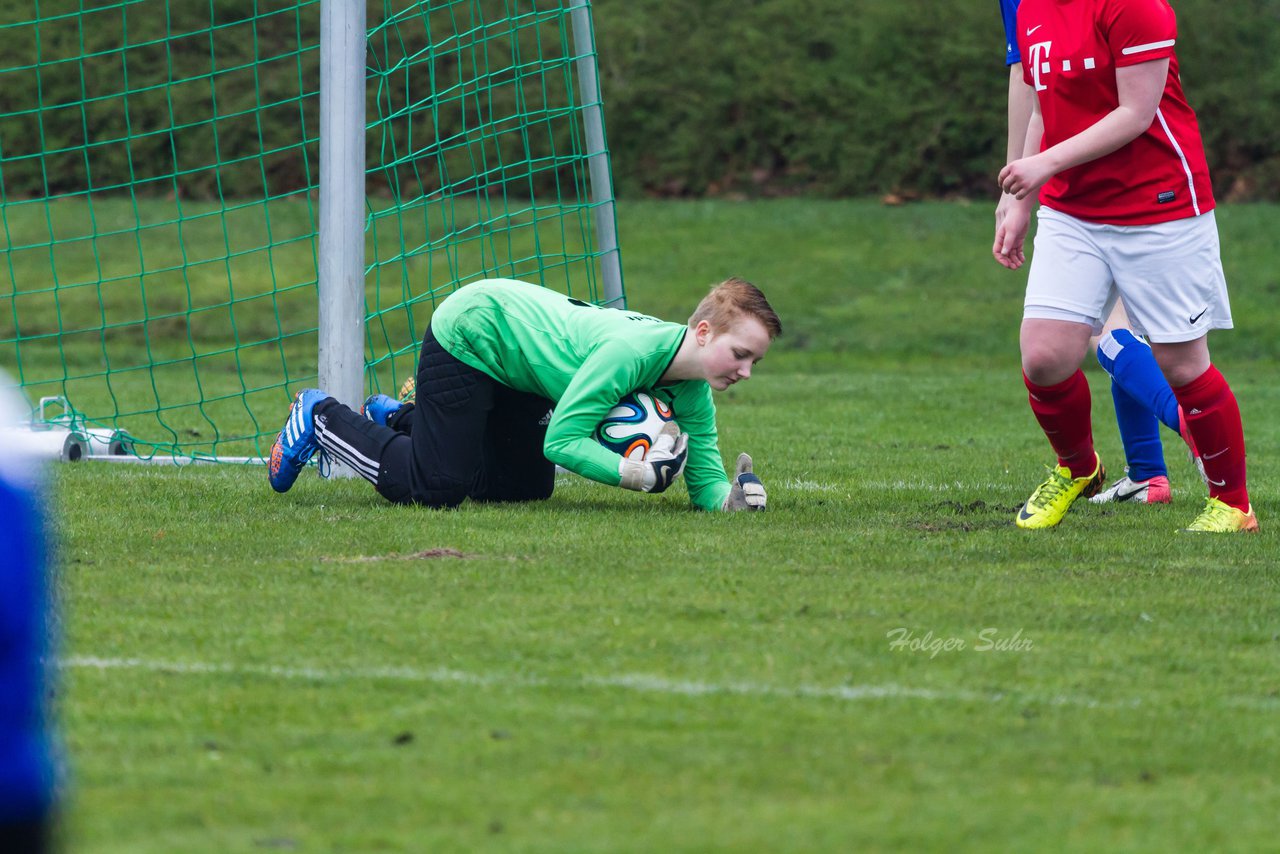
[1015,454,1105,530]
[1182,497,1259,533]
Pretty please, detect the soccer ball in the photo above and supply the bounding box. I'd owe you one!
[397,375,416,405]
[594,392,675,460]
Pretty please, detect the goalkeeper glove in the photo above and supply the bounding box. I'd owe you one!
[618,421,689,493]
[722,453,766,511]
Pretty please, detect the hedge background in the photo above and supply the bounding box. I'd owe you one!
[594,0,1280,200]
[0,0,1276,202]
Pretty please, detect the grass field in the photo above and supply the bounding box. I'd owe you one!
[49,199,1280,851]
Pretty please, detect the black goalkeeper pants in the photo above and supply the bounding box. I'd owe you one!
[313,326,555,508]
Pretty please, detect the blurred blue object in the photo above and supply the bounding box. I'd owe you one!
[0,378,57,845]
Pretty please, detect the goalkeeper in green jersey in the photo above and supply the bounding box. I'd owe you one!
[268,277,781,511]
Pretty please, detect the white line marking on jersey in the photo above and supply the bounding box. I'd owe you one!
[1154,107,1202,215]
[1122,39,1176,55]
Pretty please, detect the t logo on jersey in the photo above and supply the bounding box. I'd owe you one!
[1028,41,1052,91]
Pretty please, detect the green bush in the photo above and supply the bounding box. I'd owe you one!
[0,1,588,203]
[0,0,1275,201]
[594,0,1280,200]
[0,1,322,200]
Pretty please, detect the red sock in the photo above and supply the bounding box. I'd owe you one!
[1172,365,1250,512]
[1024,370,1096,478]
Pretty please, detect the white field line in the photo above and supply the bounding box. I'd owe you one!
[861,479,1012,493]
[62,655,1139,710]
[775,479,1013,494]
[555,475,1007,494]
[761,479,1012,493]
[779,479,843,492]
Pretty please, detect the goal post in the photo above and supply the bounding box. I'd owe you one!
[0,0,624,463]
[318,0,370,424]
[569,2,622,308]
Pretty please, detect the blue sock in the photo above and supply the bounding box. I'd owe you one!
[1097,329,1177,481]
[1096,329,1181,431]
[1109,380,1166,481]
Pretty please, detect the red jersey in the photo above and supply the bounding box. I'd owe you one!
[1016,0,1214,225]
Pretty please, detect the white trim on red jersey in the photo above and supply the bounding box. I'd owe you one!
[1153,107,1202,216]
[1122,39,1176,56]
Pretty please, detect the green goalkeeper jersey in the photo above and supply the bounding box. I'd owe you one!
[430,279,732,511]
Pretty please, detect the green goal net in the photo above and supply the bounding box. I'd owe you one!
[0,0,622,462]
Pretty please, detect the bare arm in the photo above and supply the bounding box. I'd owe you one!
[1005,64,1035,165]
[999,59,1169,199]
[993,69,1041,270]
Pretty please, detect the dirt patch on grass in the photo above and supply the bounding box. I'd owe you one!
[323,547,473,563]
[911,499,1021,532]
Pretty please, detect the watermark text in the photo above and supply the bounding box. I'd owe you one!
[886,627,1034,658]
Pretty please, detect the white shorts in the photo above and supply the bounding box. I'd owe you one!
[1023,206,1232,343]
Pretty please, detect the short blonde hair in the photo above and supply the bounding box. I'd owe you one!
[688,277,782,338]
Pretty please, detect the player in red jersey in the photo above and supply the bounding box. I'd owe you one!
[995,0,1200,509]
[994,0,1256,532]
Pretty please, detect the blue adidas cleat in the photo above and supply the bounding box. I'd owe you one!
[361,392,403,427]
[268,388,328,493]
